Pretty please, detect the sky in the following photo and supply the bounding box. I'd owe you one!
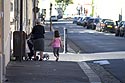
[38,0,125,20]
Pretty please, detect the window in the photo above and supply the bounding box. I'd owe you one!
[10,2,13,12]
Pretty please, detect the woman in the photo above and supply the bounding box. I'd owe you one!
[32,19,45,61]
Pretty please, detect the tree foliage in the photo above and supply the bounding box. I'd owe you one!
[55,0,73,13]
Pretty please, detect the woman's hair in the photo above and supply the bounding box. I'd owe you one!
[54,30,60,37]
[36,19,41,24]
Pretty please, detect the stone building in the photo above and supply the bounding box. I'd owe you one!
[0,0,38,82]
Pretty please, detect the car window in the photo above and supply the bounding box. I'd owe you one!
[51,16,56,18]
[94,19,99,23]
[88,19,94,23]
[119,21,125,27]
[101,19,112,23]
[123,22,125,27]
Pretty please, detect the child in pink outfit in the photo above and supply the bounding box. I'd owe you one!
[49,30,63,61]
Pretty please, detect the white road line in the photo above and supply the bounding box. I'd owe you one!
[78,62,101,83]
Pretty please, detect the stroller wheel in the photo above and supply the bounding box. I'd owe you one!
[36,56,39,60]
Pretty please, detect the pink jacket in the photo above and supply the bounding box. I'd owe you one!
[52,37,61,48]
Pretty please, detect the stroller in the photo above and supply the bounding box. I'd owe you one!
[26,36,34,60]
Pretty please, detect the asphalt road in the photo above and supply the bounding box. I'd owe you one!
[51,20,125,83]
[52,20,125,53]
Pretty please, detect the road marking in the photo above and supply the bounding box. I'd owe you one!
[78,62,101,83]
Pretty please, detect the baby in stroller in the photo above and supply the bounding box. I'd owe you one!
[25,34,34,60]
[27,39,34,60]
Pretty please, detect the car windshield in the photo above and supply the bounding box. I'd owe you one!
[51,16,56,18]
[101,19,112,23]
[105,21,114,25]
[88,19,94,23]
[74,17,78,19]
[84,17,91,21]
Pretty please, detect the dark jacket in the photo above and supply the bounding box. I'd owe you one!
[32,25,45,40]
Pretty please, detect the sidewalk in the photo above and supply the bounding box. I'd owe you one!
[5,60,90,83]
[4,24,122,83]
[4,25,91,83]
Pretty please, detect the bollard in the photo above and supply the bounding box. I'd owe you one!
[63,27,68,53]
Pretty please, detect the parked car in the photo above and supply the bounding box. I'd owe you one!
[86,18,95,29]
[96,19,112,32]
[76,17,84,26]
[50,15,58,21]
[115,21,122,36]
[115,21,125,37]
[73,17,80,24]
[102,20,116,33]
[93,18,100,30]
[82,16,91,27]
[87,18,100,30]
[57,14,63,19]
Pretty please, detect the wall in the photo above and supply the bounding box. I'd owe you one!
[4,0,11,66]
[26,0,34,33]
[0,0,11,82]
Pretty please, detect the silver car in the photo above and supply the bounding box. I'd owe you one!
[50,16,58,21]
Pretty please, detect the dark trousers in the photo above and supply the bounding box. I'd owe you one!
[53,47,59,57]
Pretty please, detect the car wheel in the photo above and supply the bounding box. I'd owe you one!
[120,32,124,37]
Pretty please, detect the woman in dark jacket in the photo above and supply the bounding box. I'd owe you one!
[32,19,45,61]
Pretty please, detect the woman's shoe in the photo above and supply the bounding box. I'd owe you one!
[39,58,43,61]
[33,58,37,61]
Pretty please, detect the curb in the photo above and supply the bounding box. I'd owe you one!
[78,62,101,83]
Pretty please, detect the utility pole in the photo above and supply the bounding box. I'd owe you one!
[91,0,94,17]
[50,3,52,31]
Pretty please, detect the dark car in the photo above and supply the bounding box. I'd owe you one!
[73,17,79,24]
[76,17,84,26]
[115,21,125,37]
[57,14,63,19]
[86,18,95,29]
[96,19,112,32]
[50,15,58,21]
[82,16,91,27]
[102,20,115,33]
[86,18,100,30]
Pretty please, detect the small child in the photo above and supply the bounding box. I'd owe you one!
[49,30,63,61]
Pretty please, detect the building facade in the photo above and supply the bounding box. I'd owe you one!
[0,0,36,82]
[0,0,11,82]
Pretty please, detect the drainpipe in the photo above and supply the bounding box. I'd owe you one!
[0,0,4,81]
[26,0,28,33]
[20,0,23,31]
[0,0,3,82]
[20,0,23,62]
[17,0,20,31]
[33,0,36,26]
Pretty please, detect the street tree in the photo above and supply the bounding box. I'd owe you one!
[55,0,73,13]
